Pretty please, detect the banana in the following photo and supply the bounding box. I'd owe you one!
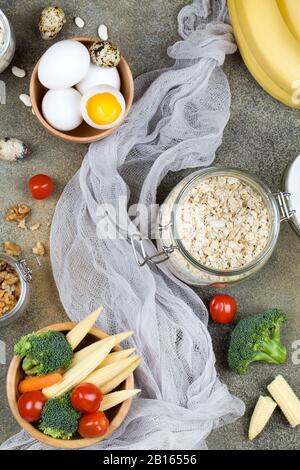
[277,0,300,43]
[228,0,300,108]
[248,396,277,441]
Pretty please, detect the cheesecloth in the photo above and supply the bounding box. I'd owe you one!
[1,0,245,450]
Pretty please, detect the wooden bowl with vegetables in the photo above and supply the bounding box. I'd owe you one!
[7,307,141,449]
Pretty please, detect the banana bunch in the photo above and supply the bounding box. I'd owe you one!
[228,0,300,108]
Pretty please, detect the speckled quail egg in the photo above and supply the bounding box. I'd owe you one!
[42,88,83,131]
[89,41,121,68]
[38,40,90,89]
[76,64,121,95]
[39,6,66,40]
[81,85,126,130]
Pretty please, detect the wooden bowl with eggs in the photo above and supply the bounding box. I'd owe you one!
[30,38,134,144]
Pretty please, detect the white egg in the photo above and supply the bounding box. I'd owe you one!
[81,85,126,130]
[42,88,83,131]
[76,64,121,95]
[38,40,90,90]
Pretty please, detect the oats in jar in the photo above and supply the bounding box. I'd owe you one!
[177,176,271,271]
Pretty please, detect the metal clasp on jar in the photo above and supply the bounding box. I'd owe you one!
[274,192,296,222]
[130,223,176,267]
[18,255,42,282]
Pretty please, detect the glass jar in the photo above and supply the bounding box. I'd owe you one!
[131,162,299,287]
[0,254,42,326]
[0,10,16,73]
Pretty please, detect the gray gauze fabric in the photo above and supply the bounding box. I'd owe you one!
[1,0,244,450]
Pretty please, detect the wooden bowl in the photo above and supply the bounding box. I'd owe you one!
[7,322,134,449]
[30,38,134,144]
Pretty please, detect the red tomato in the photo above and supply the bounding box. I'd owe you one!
[71,383,103,413]
[78,411,109,438]
[28,174,54,200]
[209,294,237,324]
[17,391,46,422]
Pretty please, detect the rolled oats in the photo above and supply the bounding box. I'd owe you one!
[30,223,40,231]
[177,176,271,271]
[0,261,20,316]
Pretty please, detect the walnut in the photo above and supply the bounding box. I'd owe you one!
[0,261,21,317]
[4,241,21,257]
[5,204,31,222]
[18,219,27,230]
[32,242,46,257]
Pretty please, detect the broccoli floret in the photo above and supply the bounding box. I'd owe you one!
[228,309,287,375]
[39,393,80,440]
[14,331,73,376]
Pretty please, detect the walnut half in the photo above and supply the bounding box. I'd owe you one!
[4,241,21,257]
[5,204,31,222]
[32,242,46,257]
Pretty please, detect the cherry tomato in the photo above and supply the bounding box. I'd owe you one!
[209,294,237,324]
[78,411,109,438]
[71,383,103,413]
[28,174,54,200]
[17,391,47,422]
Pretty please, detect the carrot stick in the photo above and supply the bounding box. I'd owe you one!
[18,373,63,393]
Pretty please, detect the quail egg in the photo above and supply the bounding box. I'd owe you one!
[89,41,121,68]
[38,40,90,89]
[81,85,126,130]
[76,64,121,95]
[42,88,83,131]
[39,6,66,40]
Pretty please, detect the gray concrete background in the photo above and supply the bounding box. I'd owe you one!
[0,0,299,450]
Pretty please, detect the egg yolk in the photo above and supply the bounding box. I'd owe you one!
[86,93,122,125]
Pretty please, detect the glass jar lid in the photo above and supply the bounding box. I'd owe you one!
[0,10,11,57]
[283,154,300,237]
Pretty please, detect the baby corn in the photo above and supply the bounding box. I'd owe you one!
[84,355,139,388]
[70,331,134,367]
[99,348,136,367]
[267,375,300,427]
[248,396,277,440]
[100,389,141,411]
[101,358,141,394]
[66,306,103,350]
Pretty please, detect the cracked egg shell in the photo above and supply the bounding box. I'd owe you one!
[81,85,126,130]
[39,6,66,40]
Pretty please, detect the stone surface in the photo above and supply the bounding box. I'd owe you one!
[0,0,300,450]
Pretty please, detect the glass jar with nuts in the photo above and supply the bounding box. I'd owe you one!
[0,254,42,326]
[131,160,300,287]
